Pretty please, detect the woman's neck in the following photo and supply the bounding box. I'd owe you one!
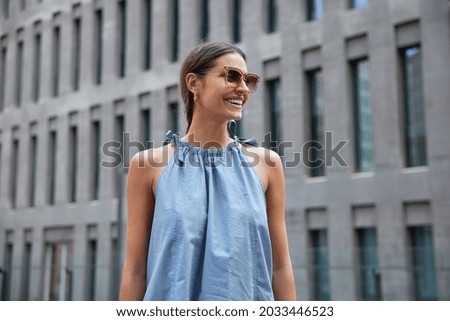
[183,119,232,149]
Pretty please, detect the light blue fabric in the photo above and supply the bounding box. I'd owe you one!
[143,134,274,301]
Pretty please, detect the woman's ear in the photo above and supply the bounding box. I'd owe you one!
[185,73,198,94]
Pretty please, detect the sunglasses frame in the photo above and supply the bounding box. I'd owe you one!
[222,66,260,93]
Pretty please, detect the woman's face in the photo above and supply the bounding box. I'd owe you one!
[196,52,253,122]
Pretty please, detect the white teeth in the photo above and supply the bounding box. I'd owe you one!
[226,99,243,105]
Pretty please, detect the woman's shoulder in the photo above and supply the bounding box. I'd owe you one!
[240,144,282,169]
[130,144,175,170]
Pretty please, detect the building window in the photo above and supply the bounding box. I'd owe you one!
[0,39,7,111]
[48,130,57,205]
[43,243,74,301]
[68,126,78,203]
[170,0,179,62]
[168,102,179,134]
[21,242,32,300]
[28,135,38,207]
[141,109,151,149]
[94,9,103,84]
[266,0,278,33]
[310,229,330,300]
[1,242,13,300]
[20,0,26,11]
[2,0,9,18]
[10,137,19,209]
[351,58,374,173]
[115,114,125,197]
[15,39,24,107]
[142,0,152,70]
[0,142,2,195]
[356,228,380,300]
[33,31,42,102]
[200,0,209,41]
[72,8,82,91]
[266,78,282,154]
[349,0,368,9]
[231,0,242,43]
[87,239,97,300]
[52,25,61,97]
[401,46,427,167]
[306,69,325,177]
[306,0,323,21]
[409,226,437,300]
[91,120,101,200]
[117,0,127,78]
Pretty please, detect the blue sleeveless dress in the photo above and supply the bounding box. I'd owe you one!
[143,131,274,301]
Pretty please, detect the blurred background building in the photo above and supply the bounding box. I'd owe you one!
[0,0,449,301]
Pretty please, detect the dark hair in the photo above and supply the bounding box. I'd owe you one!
[179,42,246,132]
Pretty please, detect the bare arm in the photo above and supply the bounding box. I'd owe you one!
[265,151,297,301]
[119,152,154,300]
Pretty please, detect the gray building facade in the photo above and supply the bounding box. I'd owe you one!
[0,0,449,300]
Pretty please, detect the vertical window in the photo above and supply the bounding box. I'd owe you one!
[310,229,330,300]
[409,226,437,300]
[351,58,374,172]
[91,120,101,200]
[68,125,78,203]
[141,109,151,149]
[349,0,368,9]
[200,0,209,41]
[10,136,19,209]
[401,46,427,167]
[168,102,179,134]
[266,0,278,33]
[87,239,97,300]
[231,0,242,43]
[266,79,282,154]
[21,242,32,300]
[33,30,42,102]
[142,0,152,70]
[52,25,61,97]
[306,0,323,21]
[15,38,24,107]
[20,0,26,10]
[1,241,13,300]
[44,243,74,301]
[0,38,7,111]
[2,0,9,18]
[48,129,57,205]
[357,228,380,300]
[115,114,125,197]
[170,0,179,62]
[72,7,82,91]
[94,9,103,84]
[0,141,2,195]
[306,69,325,177]
[117,0,127,78]
[28,134,38,207]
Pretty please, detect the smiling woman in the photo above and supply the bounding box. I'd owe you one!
[119,42,296,301]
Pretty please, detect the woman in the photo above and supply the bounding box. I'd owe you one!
[120,42,296,301]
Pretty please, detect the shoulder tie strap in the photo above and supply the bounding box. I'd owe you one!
[227,120,259,147]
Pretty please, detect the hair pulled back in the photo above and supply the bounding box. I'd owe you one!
[179,42,246,132]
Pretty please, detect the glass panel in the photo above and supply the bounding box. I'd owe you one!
[143,0,152,70]
[267,0,278,33]
[33,33,41,102]
[21,243,32,300]
[352,59,374,172]
[69,127,77,203]
[10,139,19,209]
[266,79,282,155]
[306,0,323,21]
[91,121,101,200]
[72,17,81,91]
[52,26,61,97]
[357,228,379,300]
[409,226,437,300]
[200,0,209,41]
[0,45,7,110]
[1,243,13,300]
[16,41,23,107]
[141,109,151,149]
[94,9,103,84]
[170,0,179,62]
[232,0,242,43]
[350,0,368,9]
[402,46,427,167]
[48,131,57,205]
[311,230,330,300]
[29,135,38,207]
[118,0,127,77]
[307,70,325,177]
[169,102,179,134]
[87,240,97,300]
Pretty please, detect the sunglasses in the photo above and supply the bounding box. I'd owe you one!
[222,66,260,93]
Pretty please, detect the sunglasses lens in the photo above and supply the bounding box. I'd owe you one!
[226,69,242,83]
[246,75,259,92]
